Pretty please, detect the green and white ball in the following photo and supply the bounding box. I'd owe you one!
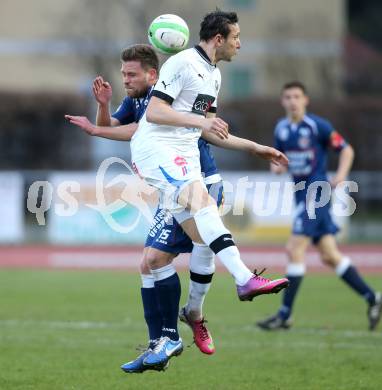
[148,14,189,55]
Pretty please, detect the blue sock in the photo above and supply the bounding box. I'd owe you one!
[152,265,181,341]
[337,258,376,304]
[278,264,305,320]
[141,287,162,348]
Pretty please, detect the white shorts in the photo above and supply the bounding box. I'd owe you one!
[132,148,205,217]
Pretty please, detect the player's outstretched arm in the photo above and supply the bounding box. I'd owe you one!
[64,115,137,141]
[146,97,229,139]
[201,131,288,167]
[92,76,120,127]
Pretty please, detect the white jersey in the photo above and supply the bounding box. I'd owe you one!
[131,45,221,161]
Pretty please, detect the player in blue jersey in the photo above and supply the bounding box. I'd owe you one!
[66,43,289,372]
[66,44,219,369]
[257,81,381,331]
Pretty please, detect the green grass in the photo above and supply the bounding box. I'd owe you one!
[0,270,381,390]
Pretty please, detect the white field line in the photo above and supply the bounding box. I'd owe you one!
[0,319,129,329]
[1,319,381,340]
[48,251,382,269]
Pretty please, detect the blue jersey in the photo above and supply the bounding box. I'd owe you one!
[112,87,153,125]
[113,88,219,179]
[274,113,347,184]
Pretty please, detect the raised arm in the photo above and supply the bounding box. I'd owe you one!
[93,76,120,126]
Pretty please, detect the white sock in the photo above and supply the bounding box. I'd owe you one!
[151,263,176,281]
[335,257,351,276]
[186,243,215,318]
[193,205,252,286]
[286,263,306,277]
[140,273,155,288]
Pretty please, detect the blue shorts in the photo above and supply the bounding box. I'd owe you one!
[145,181,224,254]
[293,188,339,245]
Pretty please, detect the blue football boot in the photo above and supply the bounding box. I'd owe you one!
[121,342,169,373]
[143,336,183,370]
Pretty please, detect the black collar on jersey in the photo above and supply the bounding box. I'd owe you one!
[194,45,216,67]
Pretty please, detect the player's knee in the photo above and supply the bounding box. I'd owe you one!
[320,252,340,267]
[321,253,335,267]
[191,260,215,276]
[145,251,174,270]
[286,242,298,259]
[140,255,151,274]
[190,243,215,275]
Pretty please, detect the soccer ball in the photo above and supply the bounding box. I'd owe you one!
[148,14,189,55]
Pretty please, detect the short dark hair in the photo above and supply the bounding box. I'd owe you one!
[199,10,238,41]
[282,81,308,95]
[121,44,159,72]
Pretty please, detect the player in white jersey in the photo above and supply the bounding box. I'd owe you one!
[131,43,221,174]
[130,10,290,369]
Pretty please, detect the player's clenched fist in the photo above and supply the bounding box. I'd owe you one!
[92,76,112,105]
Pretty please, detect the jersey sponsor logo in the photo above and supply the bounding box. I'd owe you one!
[286,149,315,176]
[191,94,215,116]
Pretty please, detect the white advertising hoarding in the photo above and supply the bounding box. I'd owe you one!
[0,172,24,243]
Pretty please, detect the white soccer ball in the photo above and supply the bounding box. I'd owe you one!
[148,14,189,55]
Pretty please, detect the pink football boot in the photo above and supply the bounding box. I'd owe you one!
[237,269,289,301]
[179,307,215,355]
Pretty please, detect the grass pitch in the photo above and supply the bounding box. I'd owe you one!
[0,269,381,390]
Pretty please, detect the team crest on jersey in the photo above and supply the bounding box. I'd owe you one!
[298,136,311,148]
[279,127,289,141]
[192,94,215,116]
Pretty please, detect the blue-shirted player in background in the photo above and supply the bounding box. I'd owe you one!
[257,81,381,331]
[66,44,288,373]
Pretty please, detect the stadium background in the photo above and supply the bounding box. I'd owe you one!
[1,1,382,389]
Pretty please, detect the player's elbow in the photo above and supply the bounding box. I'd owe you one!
[346,144,354,159]
[342,144,354,162]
